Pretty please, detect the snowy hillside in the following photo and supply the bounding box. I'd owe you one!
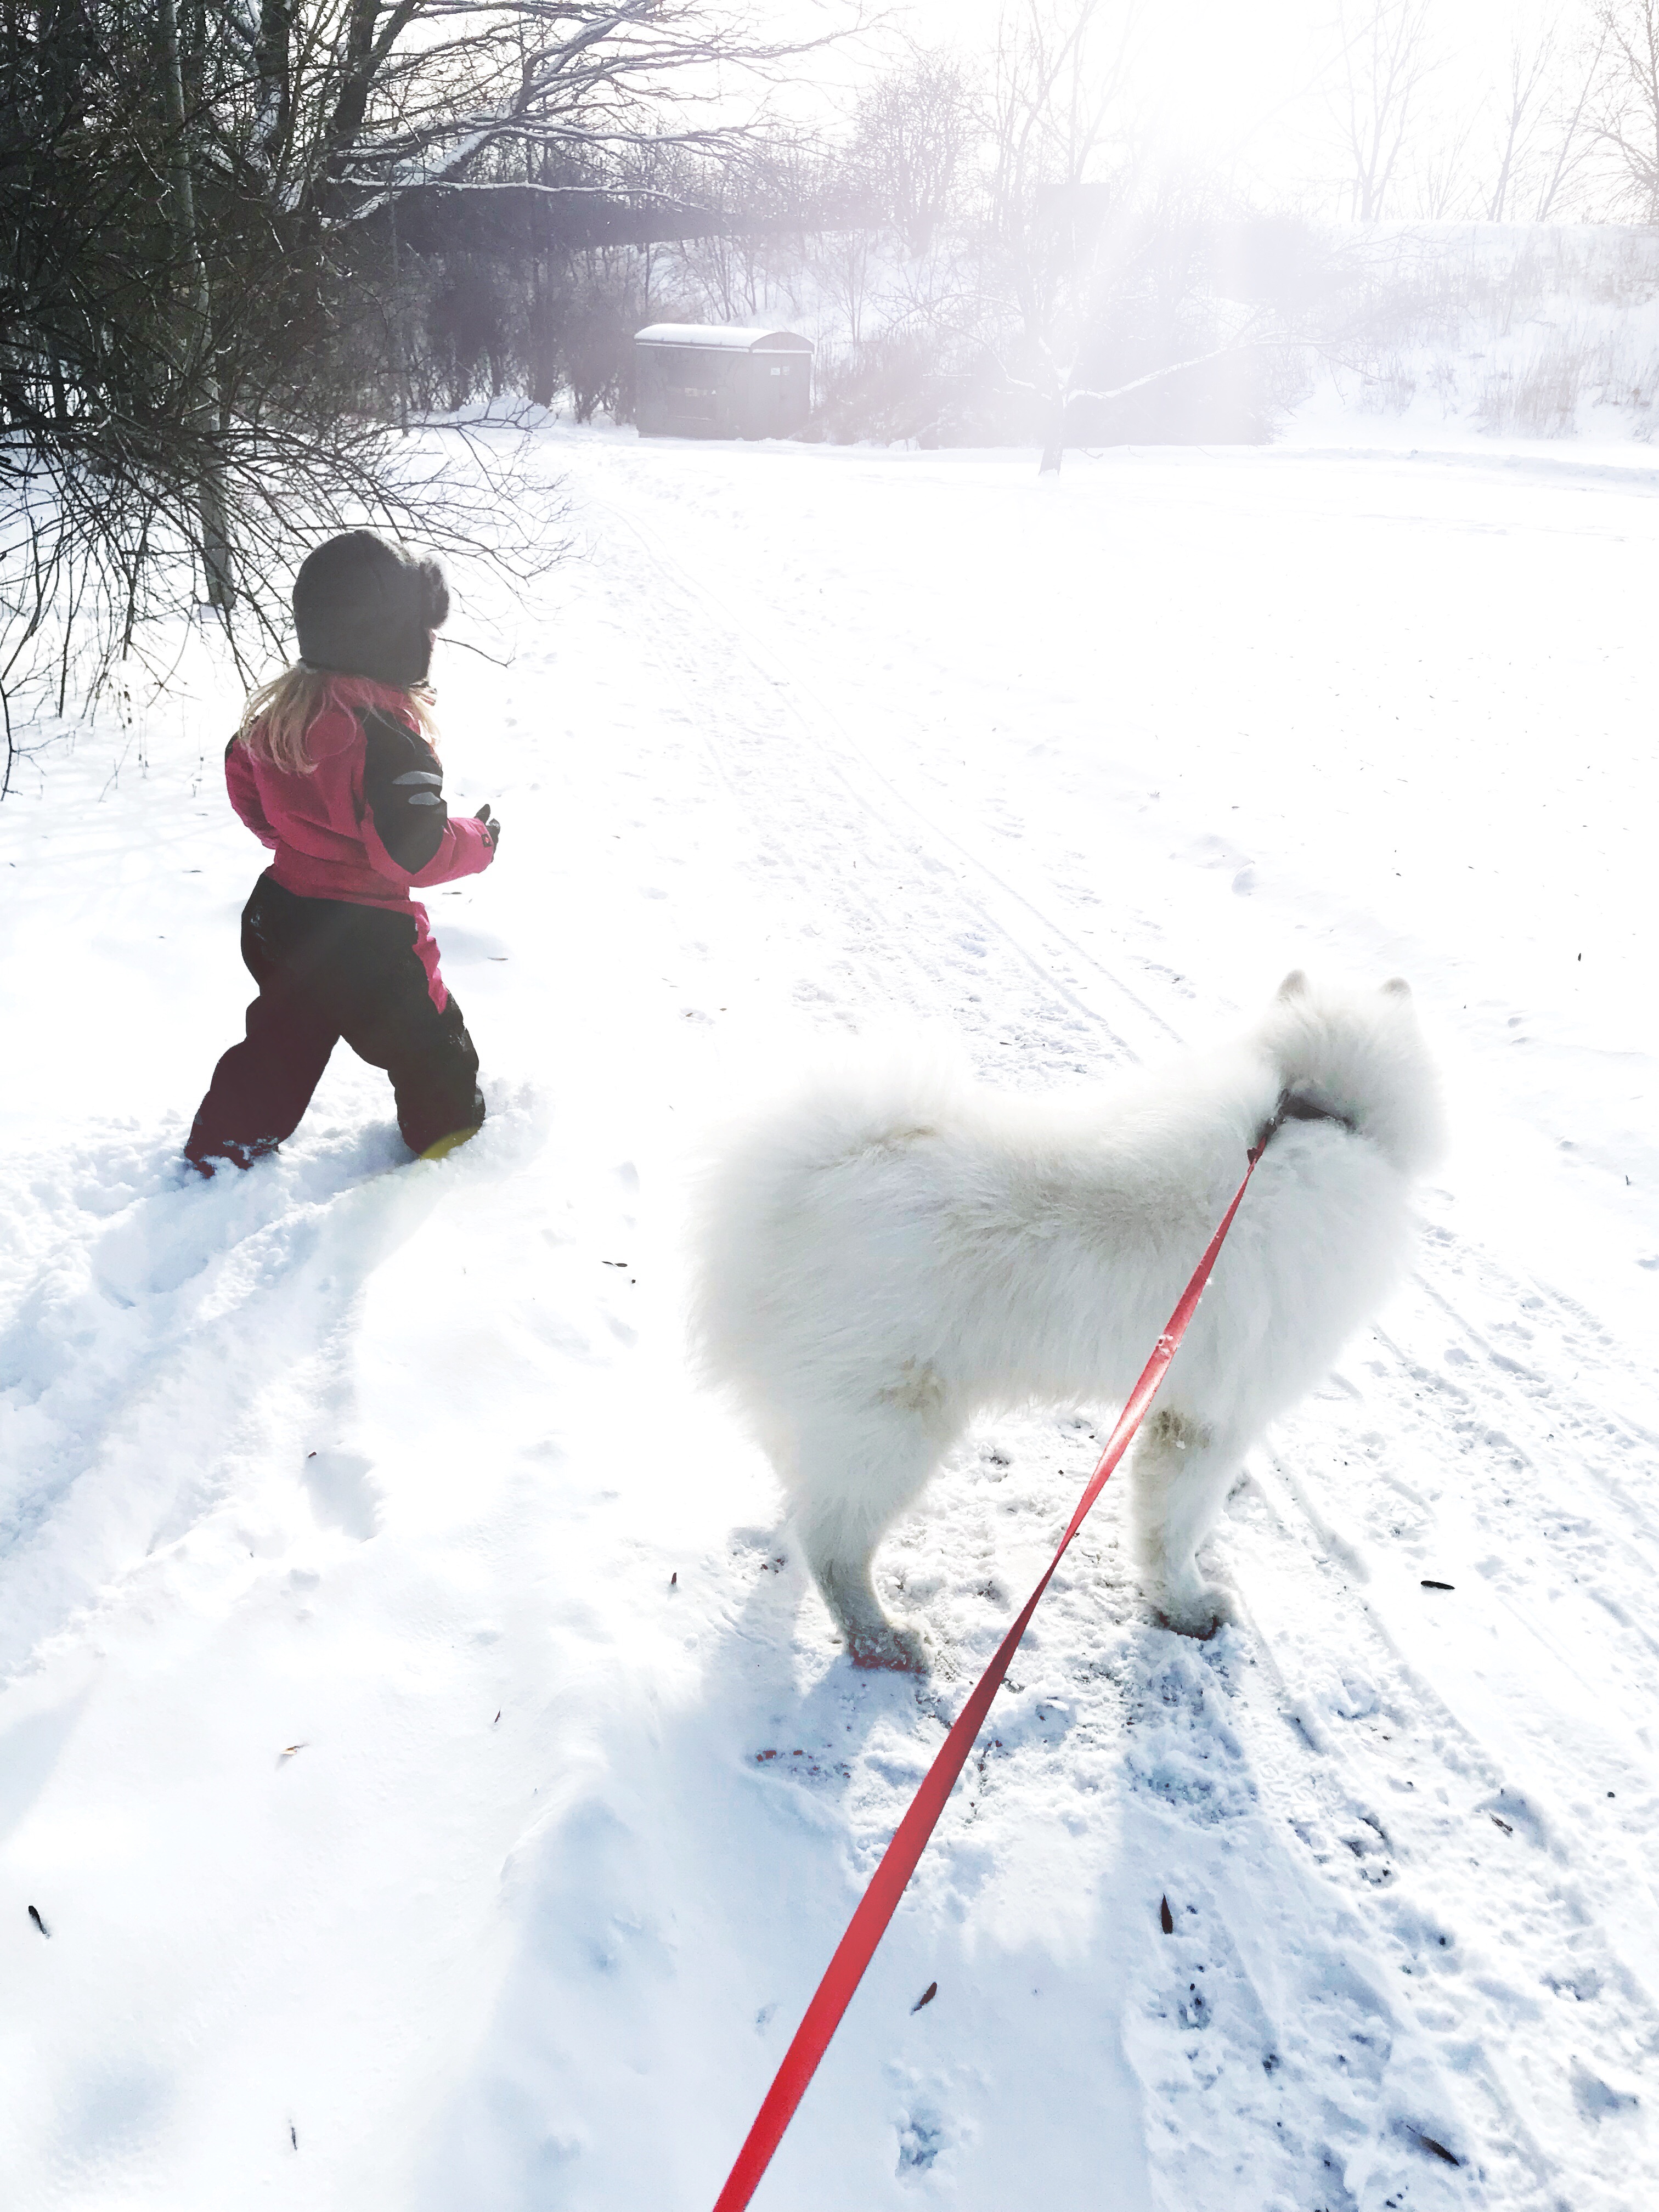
[3,426,1657,2211]
[1294,225,1659,445]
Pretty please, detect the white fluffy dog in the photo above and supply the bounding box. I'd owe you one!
[690,973,1444,1666]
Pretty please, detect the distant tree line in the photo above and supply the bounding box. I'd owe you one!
[273,0,1659,459]
[1333,0,1659,224]
[390,12,1310,466]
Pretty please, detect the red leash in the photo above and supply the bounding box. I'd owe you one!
[712,1132,1274,2210]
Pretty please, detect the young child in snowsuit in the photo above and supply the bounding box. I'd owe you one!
[185,531,500,1174]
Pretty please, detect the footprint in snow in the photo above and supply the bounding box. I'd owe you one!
[302,1449,382,1541]
[1571,2057,1640,2122]
[896,2111,945,2174]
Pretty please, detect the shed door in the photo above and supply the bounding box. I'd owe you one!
[667,347,720,422]
[765,358,800,424]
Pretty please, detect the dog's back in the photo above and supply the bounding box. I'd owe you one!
[689,977,1443,1658]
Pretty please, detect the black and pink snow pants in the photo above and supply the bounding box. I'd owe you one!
[185,873,483,1171]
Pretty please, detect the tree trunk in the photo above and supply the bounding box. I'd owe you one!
[159,0,234,611]
[389,196,411,435]
[1039,393,1065,475]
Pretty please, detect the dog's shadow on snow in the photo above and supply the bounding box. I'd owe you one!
[705,1519,933,1770]
[414,1466,1484,2212]
[410,1517,966,2211]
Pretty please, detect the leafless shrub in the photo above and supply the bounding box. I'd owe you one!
[808,331,964,443]
[0,414,563,798]
[1355,351,1418,413]
[1479,334,1585,433]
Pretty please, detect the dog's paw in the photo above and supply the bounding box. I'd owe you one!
[1152,1582,1236,1641]
[848,1620,931,1673]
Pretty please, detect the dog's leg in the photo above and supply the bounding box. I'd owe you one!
[808,1548,930,1673]
[1126,1407,1244,1638]
[787,1408,945,1672]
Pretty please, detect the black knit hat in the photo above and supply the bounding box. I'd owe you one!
[292,530,449,687]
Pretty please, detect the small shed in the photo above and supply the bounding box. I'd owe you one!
[634,324,813,441]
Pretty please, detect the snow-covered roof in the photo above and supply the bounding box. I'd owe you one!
[633,323,813,353]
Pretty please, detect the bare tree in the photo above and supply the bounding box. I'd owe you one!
[1333,0,1440,221]
[1475,9,1608,223]
[946,1,1285,473]
[979,0,1139,470]
[1534,25,1608,216]
[1487,24,1561,220]
[269,3,842,232]
[1417,116,1477,218]
[1593,0,1659,217]
[1477,13,1609,223]
[816,227,874,346]
[985,0,1136,245]
[850,48,974,257]
[670,137,825,323]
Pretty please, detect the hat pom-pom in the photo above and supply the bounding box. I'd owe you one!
[417,558,449,634]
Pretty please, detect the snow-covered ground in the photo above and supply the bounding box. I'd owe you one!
[3,426,1657,2211]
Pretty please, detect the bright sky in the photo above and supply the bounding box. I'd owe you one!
[773,0,1578,217]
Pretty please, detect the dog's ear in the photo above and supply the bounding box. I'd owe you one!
[1276,969,1310,1002]
[1381,977,1412,998]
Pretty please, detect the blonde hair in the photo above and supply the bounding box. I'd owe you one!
[238,664,441,776]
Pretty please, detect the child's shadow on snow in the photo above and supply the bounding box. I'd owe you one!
[0,1120,445,1672]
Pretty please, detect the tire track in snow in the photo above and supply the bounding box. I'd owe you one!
[1235,1434,1659,2210]
[591,493,1160,1070]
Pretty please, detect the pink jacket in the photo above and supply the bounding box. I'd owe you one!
[227,679,493,1005]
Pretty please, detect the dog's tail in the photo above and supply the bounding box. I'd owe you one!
[685,1027,969,1393]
